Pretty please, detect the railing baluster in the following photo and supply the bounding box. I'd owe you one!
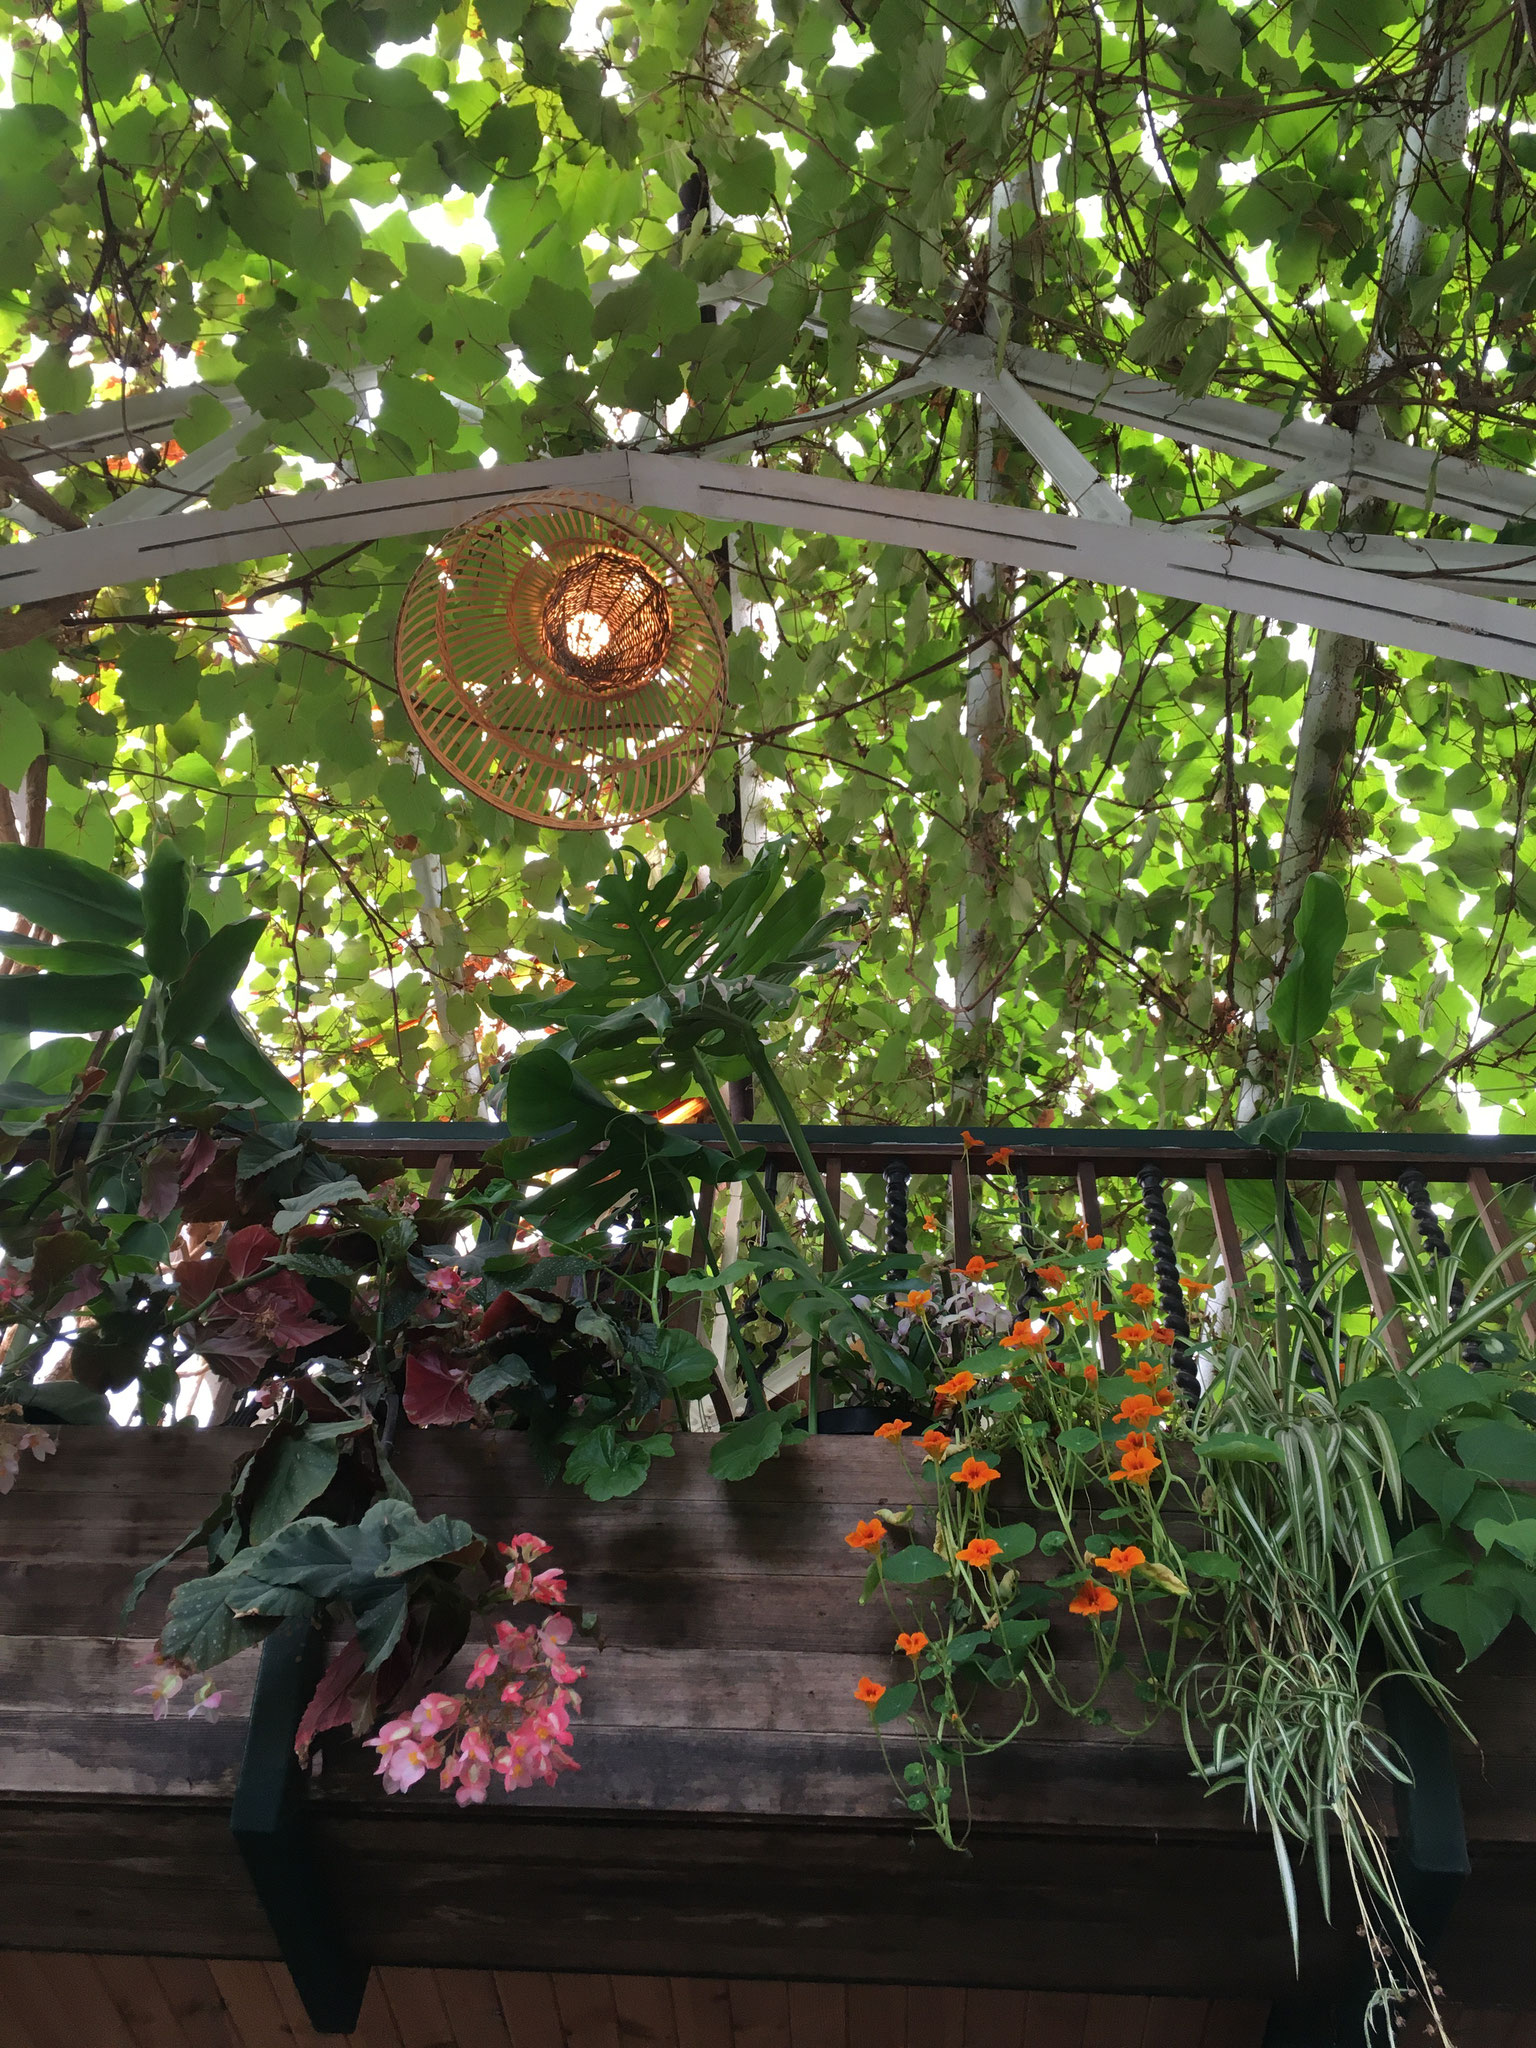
[1075,1163,1121,1378]
[1466,1167,1536,1349]
[1205,1164,1248,1297]
[883,1158,910,1273]
[1012,1170,1046,1309]
[1136,1166,1200,1405]
[950,1156,973,1266]
[1336,1167,1411,1371]
[1398,1167,1488,1371]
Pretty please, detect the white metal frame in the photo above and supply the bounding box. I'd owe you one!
[6,277,1536,676]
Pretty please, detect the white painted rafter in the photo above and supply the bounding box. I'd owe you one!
[6,448,1536,680]
[698,272,1536,533]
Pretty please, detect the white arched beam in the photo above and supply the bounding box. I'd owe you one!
[6,448,1536,679]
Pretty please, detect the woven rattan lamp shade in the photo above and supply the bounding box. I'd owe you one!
[395,495,727,830]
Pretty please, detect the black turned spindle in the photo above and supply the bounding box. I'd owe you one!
[756,1161,780,1249]
[1136,1165,1201,1406]
[1399,1168,1488,1371]
[884,1158,911,1273]
[1013,1169,1046,1313]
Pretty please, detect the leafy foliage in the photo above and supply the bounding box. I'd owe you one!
[0,0,1530,1130]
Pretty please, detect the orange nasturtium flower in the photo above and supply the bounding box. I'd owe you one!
[953,1254,998,1280]
[950,1456,1002,1492]
[1150,1323,1176,1345]
[1082,1362,1099,1386]
[920,1428,950,1459]
[1034,1263,1069,1290]
[986,1148,1013,1168]
[1114,1394,1160,1426]
[1089,1545,1146,1576]
[955,1537,1003,1568]
[855,1676,887,1706]
[899,1288,934,1315]
[1109,1433,1162,1486]
[1114,1323,1151,1345]
[874,1419,911,1441]
[1069,1581,1119,1617]
[922,1212,941,1232]
[1180,1278,1212,1294]
[1068,1221,1086,1239]
[845,1519,888,1552]
[1089,1304,1110,1323]
[933,1369,978,1401]
[895,1631,929,1659]
[961,1130,985,1150]
[1156,1386,1177,1409]
[1000,1319,1047,1350]
[1127,1360,1165,1385]
[1124,1281,1157,1308]
[1084,1234,1104,1250]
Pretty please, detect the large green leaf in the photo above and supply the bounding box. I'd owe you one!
[0,846,143,946]
[0,972,145,1033]
[1271,873,1349,1048]
[0,935,147,977]
[162,916,268,1046]
[140,840,192,981]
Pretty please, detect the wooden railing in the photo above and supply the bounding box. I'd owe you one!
[312,1122,1536,1395]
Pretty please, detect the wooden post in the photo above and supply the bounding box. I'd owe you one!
[1206,1164,1248,1295]
[1337,1166,1411,1370]
[1467,1167,1536,1348]
[950,1158,973,1266]
[427,1150,455,1200]
[1076,1162,1121,1376]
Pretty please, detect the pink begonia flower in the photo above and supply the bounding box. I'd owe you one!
[499,1679,525,1706]
[423,1266,477,1319]
[135,1667,184,1719]
[465,1648,500,1691]
[409,1692,461,1739]
[187,1687,222,1721]
[499,1533,553,1563]
[495,1621,538,1674]
[503,1560,533,1601]
[366,1722,442,1793]
[529,1567,567,1606]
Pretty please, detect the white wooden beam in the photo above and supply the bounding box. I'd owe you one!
[699,273,1536,534]
[6,449,1536,679]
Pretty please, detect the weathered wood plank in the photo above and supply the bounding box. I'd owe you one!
[727,1981,791,2048]
[378,1967,457,2048]
[784,1982,847,2048]
[844,1986,906,2048]
[90,1954,196,2048]
[204,1962,301,2048]
[902,1987,965,2048]
[1020,1992,1089,2048]
[607,1977,676,2048]
[144,1960,242,2048]
[491,1975,564,2048]
[961,1988,1026,2048]
[669,1979,733,2048]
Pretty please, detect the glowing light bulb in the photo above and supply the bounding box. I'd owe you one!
[565,610,611,661]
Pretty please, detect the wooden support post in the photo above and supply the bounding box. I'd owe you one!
[426,1150,455,1201]
[1205,1164,1247,1295]
[1337,1166,1411,1370]
[950,1158,973,1266]
[230,1617,369,2036]
[1467,1167,1536,1348]
[1076,1162,1121,1376]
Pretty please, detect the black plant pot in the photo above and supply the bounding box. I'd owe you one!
[813,1404,888,1436]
